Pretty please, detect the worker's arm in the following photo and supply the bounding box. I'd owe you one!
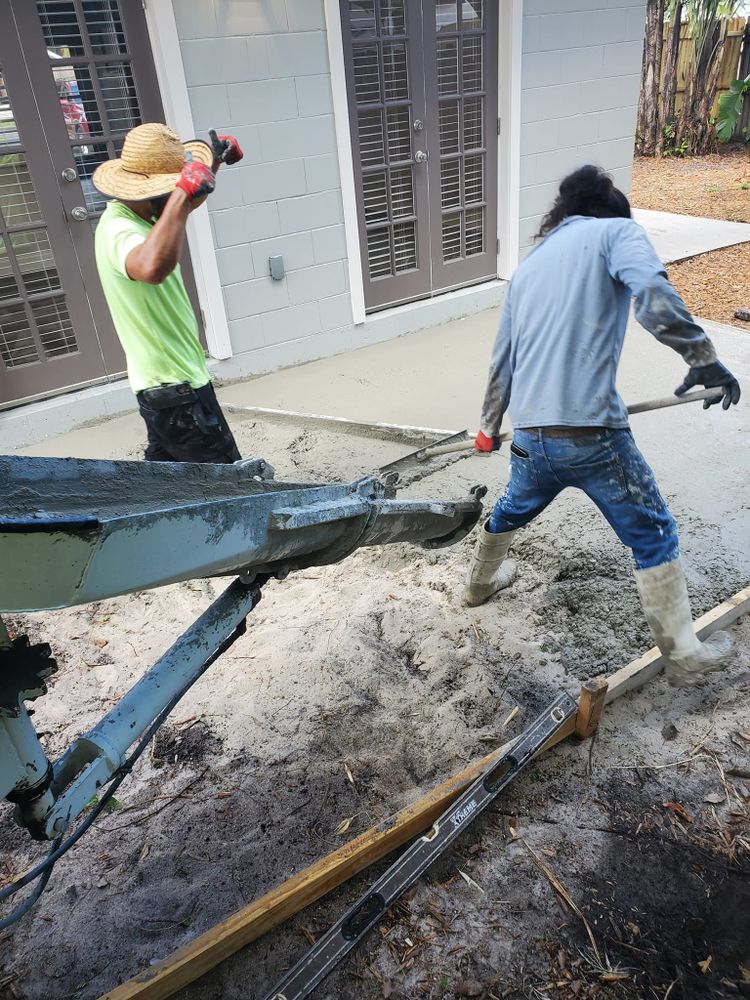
[477,292,513,449]
[125,161,215,285]
[605,220,740,409]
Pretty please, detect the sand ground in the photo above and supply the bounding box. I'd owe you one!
[1,313,749,1000]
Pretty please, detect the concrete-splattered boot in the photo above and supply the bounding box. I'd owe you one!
[462,524,517,607]
[635,558,734,688]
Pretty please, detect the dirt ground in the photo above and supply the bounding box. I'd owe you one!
[1,414,749,1000]
[631,146,750,328]
[631,148,750,224]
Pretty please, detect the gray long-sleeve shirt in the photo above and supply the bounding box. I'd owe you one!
[480,216,717,434]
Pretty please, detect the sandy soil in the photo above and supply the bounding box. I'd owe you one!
[631,146,750,329]
[1,413,749,1000]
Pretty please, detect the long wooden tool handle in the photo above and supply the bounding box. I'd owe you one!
[420,389,723,460]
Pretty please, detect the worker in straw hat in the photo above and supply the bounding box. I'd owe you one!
[93,122,243,464]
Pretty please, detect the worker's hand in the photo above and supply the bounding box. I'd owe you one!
[176,160,216,202]
[674,360,741,411]
[474,430,500,452]
[209,129,244,165]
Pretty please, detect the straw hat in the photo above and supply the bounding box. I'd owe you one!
[93,123,213,201]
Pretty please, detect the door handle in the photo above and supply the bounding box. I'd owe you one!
[414,150,428,164]
[71,206,89,222]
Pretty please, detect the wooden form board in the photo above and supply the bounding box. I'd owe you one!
[100,585,750,1000]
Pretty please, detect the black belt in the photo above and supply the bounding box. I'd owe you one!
[521,426,607,438]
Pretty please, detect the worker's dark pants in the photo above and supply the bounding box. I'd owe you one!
[487,427,679,570]
[136,381,241,464]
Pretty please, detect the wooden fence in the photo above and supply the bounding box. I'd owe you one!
[661,14,750,138]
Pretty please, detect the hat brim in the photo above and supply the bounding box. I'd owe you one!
[92,140,213,201]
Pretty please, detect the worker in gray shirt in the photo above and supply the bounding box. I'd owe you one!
[464,165,741,688]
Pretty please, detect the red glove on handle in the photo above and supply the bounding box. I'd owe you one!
[474,430,500,452]
[209,130,244,165]
[176,160,216,201]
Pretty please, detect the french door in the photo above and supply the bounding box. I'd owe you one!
[342,0,499,312]
[0,0,187,408]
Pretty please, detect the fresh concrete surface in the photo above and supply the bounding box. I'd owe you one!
[18,307,750,566]
[633,208,750,264]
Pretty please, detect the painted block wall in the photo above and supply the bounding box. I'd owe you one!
[519,0,647,254]
[173,0,502,378]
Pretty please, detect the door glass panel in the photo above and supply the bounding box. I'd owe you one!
[0,238,20,301]
[386,107,411,160]
[380,0,405,36]
[438,10,486,262]
[349,0,418,285]
[32,296,77,358]
[436,1,458,32]
[73,142,110,214]
[437,39,458,94]
[390,167,413,217]
[358,109,385,166]
[0,76,21,147]
[53,65,101,138]
[0,302,38,368]
[349,0,376,37]
[393,220,416,271]
[82,0,127,55]
[382,43,408,100]
[463,0,483,30]
[38,0,86,57]
[97,62,140,132]
[11,231,60,296]
[367,227,392,278]
[0,155,43,227]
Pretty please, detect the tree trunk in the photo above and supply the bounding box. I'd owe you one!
[636,0,666,156]
[656,1,683,154]
[677,16,729,154]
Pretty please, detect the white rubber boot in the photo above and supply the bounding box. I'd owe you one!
[462,524,517,607]
[635,558,734,688]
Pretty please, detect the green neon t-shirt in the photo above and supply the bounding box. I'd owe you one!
[94,201,209,393]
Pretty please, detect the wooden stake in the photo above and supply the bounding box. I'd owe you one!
[99,584,750,1000]
[575,677,609,739]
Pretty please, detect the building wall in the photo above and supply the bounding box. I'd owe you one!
[173,0,502,379]
[173,0,646,375]
[519,0,646,254]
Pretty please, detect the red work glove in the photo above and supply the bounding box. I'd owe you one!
[210,130,244,165]
[474,430,500,452]
[176,160,216,201]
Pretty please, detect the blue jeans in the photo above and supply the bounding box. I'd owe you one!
[487,428,678,570]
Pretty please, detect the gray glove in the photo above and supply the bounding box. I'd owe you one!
[674,361,741,410]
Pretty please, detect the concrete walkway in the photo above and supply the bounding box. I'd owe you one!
[633,207,750,264]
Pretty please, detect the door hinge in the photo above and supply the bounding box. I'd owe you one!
[497,238,501,254]
[497,117,502,136]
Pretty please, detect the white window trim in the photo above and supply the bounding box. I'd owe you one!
[324,0,522,323]
[142,0,233,360]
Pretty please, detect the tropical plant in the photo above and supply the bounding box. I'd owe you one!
[716,74,750,141]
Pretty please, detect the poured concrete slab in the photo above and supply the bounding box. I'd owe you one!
[633,207,750,264]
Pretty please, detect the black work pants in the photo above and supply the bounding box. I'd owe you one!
[136,381,241,464]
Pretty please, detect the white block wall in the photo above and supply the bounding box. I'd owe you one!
[519,0,646,254]
[172,0,646,373]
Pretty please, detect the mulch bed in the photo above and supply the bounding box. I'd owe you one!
[631,146,750,223]
[631,145,750,328]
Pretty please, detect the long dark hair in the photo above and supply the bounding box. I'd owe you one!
[536,165,631,239]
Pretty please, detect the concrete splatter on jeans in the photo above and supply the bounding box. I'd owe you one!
[487,427,679,569]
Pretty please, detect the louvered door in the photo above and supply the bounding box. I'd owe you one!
[342,0,431,310]
[341,0,498,313]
